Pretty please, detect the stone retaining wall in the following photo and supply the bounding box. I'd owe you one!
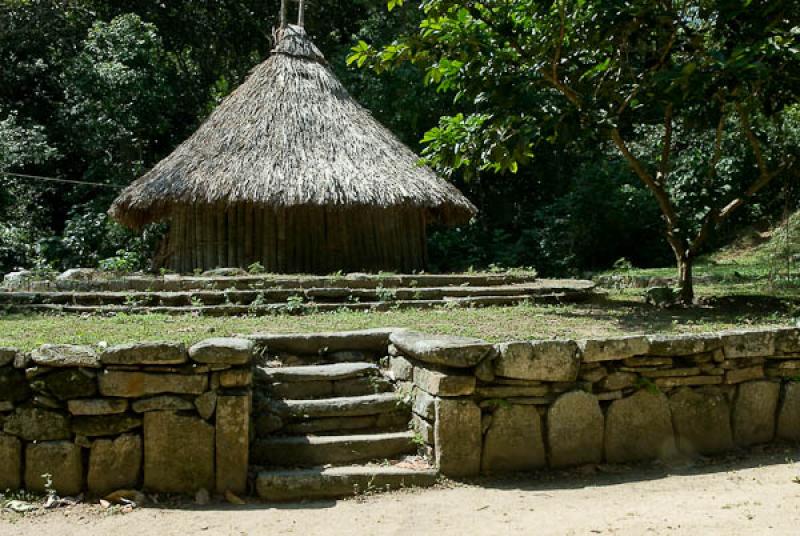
[3,326,800,499]
[390,327,800,476]
[0,339,253,497]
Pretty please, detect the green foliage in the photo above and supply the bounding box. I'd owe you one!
[358,0,800,289]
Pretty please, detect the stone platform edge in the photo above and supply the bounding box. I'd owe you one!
[3,325,800,498]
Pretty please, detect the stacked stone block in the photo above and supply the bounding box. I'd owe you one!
[392,327,800,477]
[0,338,252,496]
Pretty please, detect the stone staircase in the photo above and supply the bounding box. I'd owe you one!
[0,273,596,316]
[251,359,437,501]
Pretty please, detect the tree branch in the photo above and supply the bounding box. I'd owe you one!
[616,25,677,117]
[658,104,673,185]
[610,128,685,257]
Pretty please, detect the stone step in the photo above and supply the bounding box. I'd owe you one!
[3,292,589,316]
[268,392,405,419]
[251,431,417,467]
[255,464,438,501]
[259,362,379,383]
[0,284,561,306]
[281,411,409,435]
[7,273,538,293]
[268,375,393,400]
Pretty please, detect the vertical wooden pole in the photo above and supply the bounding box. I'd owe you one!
[236,204,245,267]
[244,204,254,266]
[280,0,288,28]
[227,207,236,268]
[216,208,226,269]
[298,0,305,27]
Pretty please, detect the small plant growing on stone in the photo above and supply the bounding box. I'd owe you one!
[42,473,56,500]
[247,262,265,274]
[375,286,397,302]
[190,296,204,308]
[123,293,140,307]
[634,376,660,394]
[248,291,267,314]
[285,294,305,313]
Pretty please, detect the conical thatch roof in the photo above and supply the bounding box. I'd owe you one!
[109,25,477,229]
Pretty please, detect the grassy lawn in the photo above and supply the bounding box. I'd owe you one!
[0,293,794,351]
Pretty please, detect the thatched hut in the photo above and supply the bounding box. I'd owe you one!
[109,24,476,274]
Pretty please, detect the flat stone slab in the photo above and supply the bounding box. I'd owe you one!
[390,330,492,368]
[259,362,379,382]
[256,465,438,501]
[188,338,253,365]
[269,392,402,419]
[721,329,777,359]
[143,411,214,493]
[3,407,71,441]
[101,342,187,365]
[0,433,21,491]
[132,395,194,413]
[605,390,677,463]
[547,391,604,468]
[31,344,100,368]
[88,434,142,496]
[250,328,396,355]
[495,340,579,382]
[777,382,800,441]
[0,368,30,402]
[252,431,415,467]
[579,336,650,363]
[435,398,482,477]
[67,398,129,416]
[72,415,142,437]
[44,368,97,400]
[733,380,780,446]
[413,366,475,396]
[646,334,722,356]
[669,387,733,455]
[98,370,208,397]
[216,396,249,494]
[482,404,546,474]
[0,347,18,367]
[25,441,83,496]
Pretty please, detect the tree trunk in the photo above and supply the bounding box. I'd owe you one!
[677,255,694,305]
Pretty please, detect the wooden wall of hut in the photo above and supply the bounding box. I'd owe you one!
[157,204,429,274]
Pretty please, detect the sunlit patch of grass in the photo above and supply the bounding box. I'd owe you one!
[0,292,795,351]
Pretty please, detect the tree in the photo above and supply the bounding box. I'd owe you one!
[352,0,800,302]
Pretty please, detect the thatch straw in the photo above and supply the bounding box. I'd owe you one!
[109,25,477,230]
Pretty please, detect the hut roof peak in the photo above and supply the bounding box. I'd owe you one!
[273,24,326,64]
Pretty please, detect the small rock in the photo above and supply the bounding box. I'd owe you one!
[189,338,254,365]
[0,347,19,367]
[57,268,99,281]
[101,342,187,366]
[389,330,492,368]
[645,287,677,307]
[45,368,98,400]
[3,407,71,441]
[31,344,100,368]
[67,398,128,416]
[195,488,210,505]
[195,391,218,420]
[132,395,194,413]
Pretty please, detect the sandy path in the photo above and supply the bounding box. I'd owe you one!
[4,448,800,536]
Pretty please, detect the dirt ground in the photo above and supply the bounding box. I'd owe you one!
[3,447,800,536]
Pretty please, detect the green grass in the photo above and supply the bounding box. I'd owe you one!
[598,214,800,298]
[0,295,794,351]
